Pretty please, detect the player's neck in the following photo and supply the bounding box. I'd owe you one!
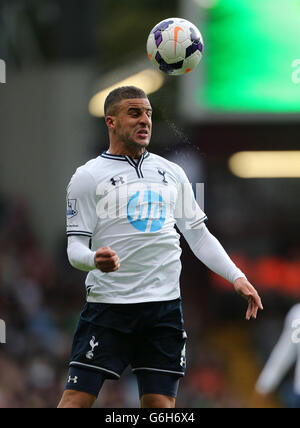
[107,144,146,159]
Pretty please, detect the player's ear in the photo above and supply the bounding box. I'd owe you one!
[105,115,116,129]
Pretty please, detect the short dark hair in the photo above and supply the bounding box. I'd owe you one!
[104,86,148,116]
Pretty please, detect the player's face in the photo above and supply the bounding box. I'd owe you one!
[113,98,152,150]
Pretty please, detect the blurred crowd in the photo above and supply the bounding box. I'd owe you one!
[0,194,82,407]
[0,193,297,408]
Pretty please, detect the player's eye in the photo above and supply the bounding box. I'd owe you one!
[129,111,140,117]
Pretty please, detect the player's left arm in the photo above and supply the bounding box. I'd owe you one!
[182,224,263,320]
[175,166,263,320]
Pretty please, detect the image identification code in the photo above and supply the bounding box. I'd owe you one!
[105,411,196,425]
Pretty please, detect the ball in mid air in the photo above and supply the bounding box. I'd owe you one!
[146,17,204,76]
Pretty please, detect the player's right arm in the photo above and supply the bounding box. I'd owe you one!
[67,236,120,272]
[66,168,119,273]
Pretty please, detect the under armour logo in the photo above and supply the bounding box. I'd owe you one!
[86,336,99,360]
[111,176,125,186]
[158,169,168,184]
[68,376,78,384]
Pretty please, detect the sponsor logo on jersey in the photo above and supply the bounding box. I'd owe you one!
[127,190,166,232]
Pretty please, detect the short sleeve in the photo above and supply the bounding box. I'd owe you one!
[174,165,207,235]
[66,168,98,238]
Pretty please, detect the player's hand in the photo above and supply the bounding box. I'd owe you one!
[234,277,263,320]
[94,246,120,273]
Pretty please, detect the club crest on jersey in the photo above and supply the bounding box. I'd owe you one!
[157,168,168,184]
[86,336,99,360]
[110,176,125,186]
[66,199,78,218]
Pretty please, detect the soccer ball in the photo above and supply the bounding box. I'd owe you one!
[146,18,204,76]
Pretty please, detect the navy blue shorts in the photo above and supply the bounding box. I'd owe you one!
[65,298,187,396]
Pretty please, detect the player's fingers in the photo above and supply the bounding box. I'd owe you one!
[240,282,263,311]
[246,299,255,320]
[253,304,258,319]
[97,247,117,258]
[249,300,257,320]
[96,253,119,264]
[246,283,263,310]
[97,256,119,267]
[100,251,117,259]
[95,255,120,272]
[248,299,260,320]
[112,262,120,271]
[253,293,263,311]
[246,310,250,321]
[244,287,263,313]
[99,261,120,272]
[252,299,259,319]
[246,301,252,320]
[102,265,120,273]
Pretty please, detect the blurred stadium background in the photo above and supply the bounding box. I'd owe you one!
[0,0,300,408]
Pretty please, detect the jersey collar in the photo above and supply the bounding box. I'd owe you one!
[100,150,150,162]
[101,150,150,179]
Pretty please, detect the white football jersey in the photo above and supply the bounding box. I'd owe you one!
[66,150,207,303]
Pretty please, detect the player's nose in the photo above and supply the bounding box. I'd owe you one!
[139,112,151,127]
